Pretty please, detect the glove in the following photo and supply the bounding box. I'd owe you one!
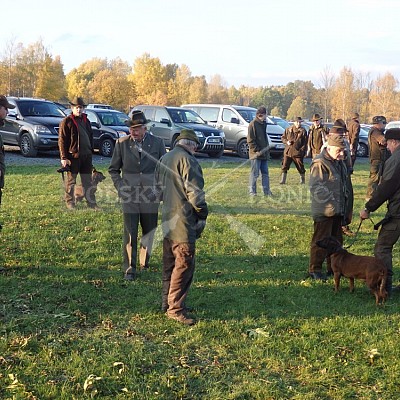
[195,219,207,239]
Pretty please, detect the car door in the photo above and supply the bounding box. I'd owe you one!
[0,100,21,145]
[148,107,174,146]
[218,107,247,149]
[85,110,102,149]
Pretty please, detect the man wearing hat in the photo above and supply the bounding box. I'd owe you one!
[109,110,166,281]
[58,97,99,210]
[280,117,308,184]
[0,96,15,214]
[308,126,353,280]
[360,128,400,296]
[307,113,330,158]
[347,112,361,166]
[366,115,388,200]
[154,129,208,325]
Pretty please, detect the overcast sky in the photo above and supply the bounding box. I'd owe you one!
[2,0,400,87]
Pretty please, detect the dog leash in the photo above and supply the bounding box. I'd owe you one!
[343,219,363,249]
[344,217,377,249]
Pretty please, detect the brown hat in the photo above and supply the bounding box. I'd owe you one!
[176,128,200,145]
[69,96,87,107]
[327,133,346,149]
[352,112,359,119]
[312,113,322,121]
[332,119,348,132]
[125,110,149,128]
[385,128,400,140]
[0,95,15,109]
[295,117,303,122]
[372,115,387,124]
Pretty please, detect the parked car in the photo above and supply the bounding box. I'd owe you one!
[325,122,369,158]
[130,105,225,158]
[86,104,114,110]
[0,97,65,157]
[385,121,400,130]
[85,109,130,157]
[270,116,291,130]
[181,104,283,158]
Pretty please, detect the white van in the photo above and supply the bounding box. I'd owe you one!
[182,104,284,158]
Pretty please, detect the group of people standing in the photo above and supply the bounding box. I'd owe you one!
[247,106,400,297]
[58,98,208,326]
[1,94,400,324]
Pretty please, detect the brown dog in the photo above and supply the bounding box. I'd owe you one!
[316,236,388,305]
[75,167,106,203]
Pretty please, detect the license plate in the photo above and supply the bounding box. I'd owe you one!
[275,144,284,149]
[208,138,221,143]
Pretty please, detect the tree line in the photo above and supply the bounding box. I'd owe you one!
[1,38,399,124]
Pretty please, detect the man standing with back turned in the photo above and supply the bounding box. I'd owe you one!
[155,129,208,326]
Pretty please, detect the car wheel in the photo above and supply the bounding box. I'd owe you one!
[100,138,115,157]
[208,149,224,158]
[357,143,368,158]
[20,133,38,157]
[237,139,249,158]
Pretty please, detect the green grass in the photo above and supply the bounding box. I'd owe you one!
[1,158,399,399]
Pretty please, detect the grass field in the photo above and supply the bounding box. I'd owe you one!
[0,157,399,399]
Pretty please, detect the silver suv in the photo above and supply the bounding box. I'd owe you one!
[0,97,65,157]
[182,104,283,158]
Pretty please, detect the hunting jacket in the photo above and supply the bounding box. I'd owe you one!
[281,125,307,158]
[108,132,166,212]
[309,148,351,222]
[155,144,208,243]
[58,113,94,160]
[307,124,330,158]
[347,118,360,156]
[247,118,270,160]
[366,145,400,218]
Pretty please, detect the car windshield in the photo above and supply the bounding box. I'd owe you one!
[236,109,256,123]
[168,109,205,124]
[18,100,65,117]
[98,112,129,126]
[270,117,291,129]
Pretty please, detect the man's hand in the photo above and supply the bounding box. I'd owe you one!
[61,159,71,168]
[360,209,370,220]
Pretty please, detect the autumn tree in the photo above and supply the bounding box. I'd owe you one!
[330,67,357,122]
[66,58,108,102]
[207,74,229,103]
[317,65,335,121]
[167,64,192,106]
[369,73,399,120]
[35,55,67,101]
[185,76,208,104]
[130,53,168,105]
[286,96,308,121]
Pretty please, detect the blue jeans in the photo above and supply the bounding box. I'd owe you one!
[249,159,270,195]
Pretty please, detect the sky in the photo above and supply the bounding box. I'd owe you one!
[2,0,400,88]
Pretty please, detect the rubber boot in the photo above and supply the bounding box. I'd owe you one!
[280,172,287,184]
[300,174,305,184]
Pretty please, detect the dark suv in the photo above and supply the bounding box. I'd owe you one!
[85,109,130,157]
[131,105,225,158]
[0,97,65,157]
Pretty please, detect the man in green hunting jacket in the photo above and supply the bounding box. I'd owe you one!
[109,110,166,281]
[155,129,208,326]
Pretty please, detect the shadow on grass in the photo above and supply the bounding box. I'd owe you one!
[1,252,397,336]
